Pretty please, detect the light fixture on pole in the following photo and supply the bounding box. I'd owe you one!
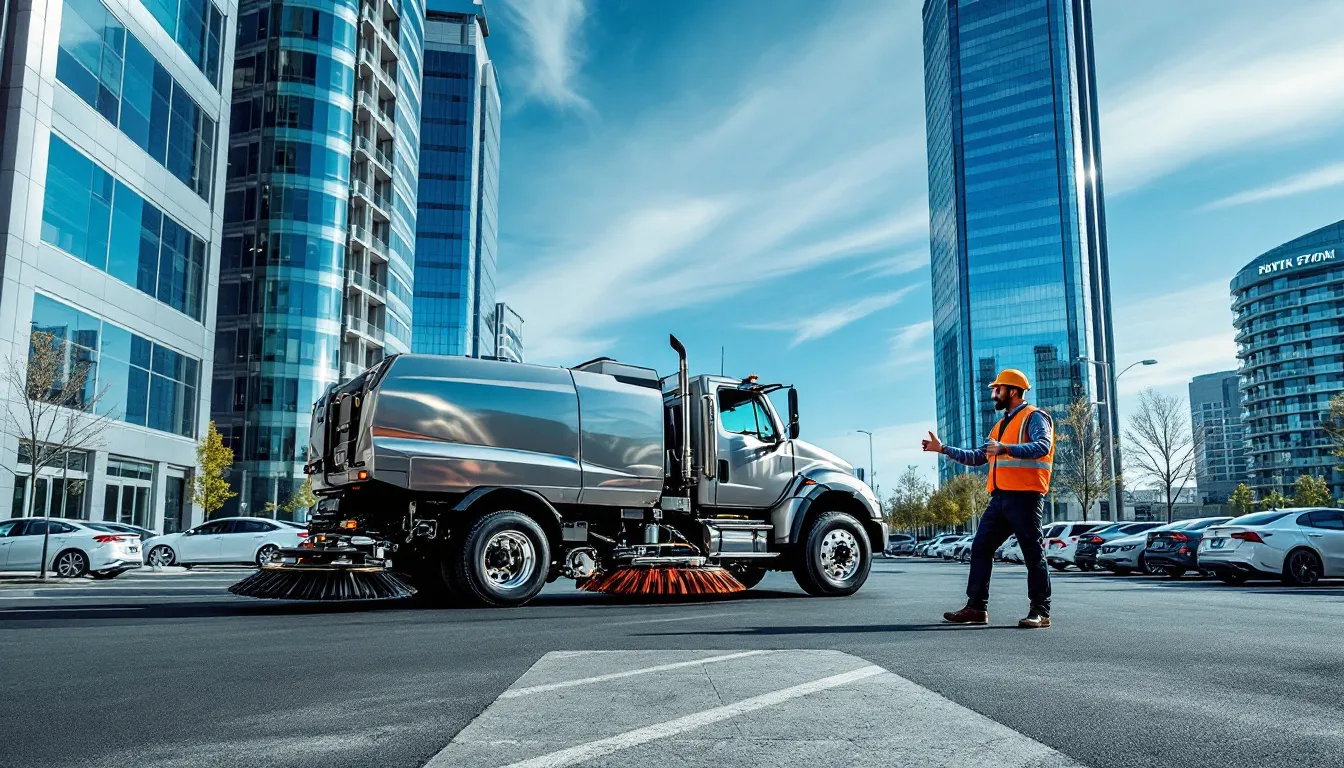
[856,429,875,493]
[1076,356,1158,521]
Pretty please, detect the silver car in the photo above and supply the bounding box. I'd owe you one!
[1199,508,1344,586]
[1096,521,1182,574]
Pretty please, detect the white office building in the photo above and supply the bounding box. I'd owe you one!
[0,0,235,533]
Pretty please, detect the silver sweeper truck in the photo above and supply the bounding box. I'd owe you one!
[230,336,886,606]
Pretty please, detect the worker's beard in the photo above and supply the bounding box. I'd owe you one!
[992,394,1010,410]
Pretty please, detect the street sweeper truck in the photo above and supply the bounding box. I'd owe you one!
[229,336,886,606]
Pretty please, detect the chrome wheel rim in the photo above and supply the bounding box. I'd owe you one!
[149,547,172,566]
[483,531,536,589]
[1290,552,1319,585]
[258,546,279,566]
[56,552,84,577]
[819,529,861,582]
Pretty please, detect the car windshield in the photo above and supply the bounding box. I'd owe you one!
[1226,511,1292,526]
[1089,524,1121,535]
[1179,517,1232,531]
[83,522,120,532]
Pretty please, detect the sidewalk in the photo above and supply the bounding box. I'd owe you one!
[0,565,251,587]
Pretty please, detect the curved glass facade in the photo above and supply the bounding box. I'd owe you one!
[1232,220,1344,498]
[923,0,1116,496]
[213,0,422,518]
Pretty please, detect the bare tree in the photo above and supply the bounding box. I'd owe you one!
[3,330,116,579]
[1124,388,1200,523]
[1054,398,1118,520]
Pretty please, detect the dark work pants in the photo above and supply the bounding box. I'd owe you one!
[965,490,1051,616]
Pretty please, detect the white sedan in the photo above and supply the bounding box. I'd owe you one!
[145,517,308,568]
[1096,523,1182,575]
[0,518,143,578]
[1199,508,1344,586]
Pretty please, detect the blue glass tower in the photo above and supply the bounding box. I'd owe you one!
[412,0,500,357]
[213,0,424,518]
[923,0,1117,499]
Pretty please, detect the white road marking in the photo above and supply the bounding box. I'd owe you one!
[498,650,771,699]
[601,611,734,627]
[492,665,885,768]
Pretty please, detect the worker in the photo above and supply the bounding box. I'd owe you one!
[920,369,1054,628]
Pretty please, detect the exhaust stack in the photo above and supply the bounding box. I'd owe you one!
[670,335,692,488]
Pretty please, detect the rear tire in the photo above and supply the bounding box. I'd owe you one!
[792,511,871,597]
[1281,549,1323,587]
[53,549,89,578]
[1140,556,1163,576]
[452,510,550,607]
[255,544,280,567]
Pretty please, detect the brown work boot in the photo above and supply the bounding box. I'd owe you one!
[1018,612,1051,628]
[943,606,989,625]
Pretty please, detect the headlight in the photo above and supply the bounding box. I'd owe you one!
[1120,544,1136,551]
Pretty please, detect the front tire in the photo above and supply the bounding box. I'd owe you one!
[1282,549,1323,587]
[54,549,90,578]
[147,545,176,567]
[452,510,550,607]
[792,512,871,597]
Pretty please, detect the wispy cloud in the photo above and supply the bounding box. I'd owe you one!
[497,0,591,111]
[818,419,939,491]
[1101,2,1344,193]
[1112,280,1237,409]
[1203,162,1344,210]
[750,287,916,347]
[847,249,930,279]
[886,320,933,370]
[500,1,930,362]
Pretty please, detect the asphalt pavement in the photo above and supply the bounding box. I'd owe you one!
[1,559,1341,768]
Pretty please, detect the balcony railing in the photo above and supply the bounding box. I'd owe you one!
[346,269,387,301]
[345,315,386,343]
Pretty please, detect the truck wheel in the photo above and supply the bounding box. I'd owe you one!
[729,565,768,590]
[452,511,550,607]
[791,511,870,597]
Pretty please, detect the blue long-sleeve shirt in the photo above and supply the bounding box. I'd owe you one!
[941,404,1053,467]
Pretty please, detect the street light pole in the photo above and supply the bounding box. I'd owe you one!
[856,430,875,495]
[1077,356,1157,521]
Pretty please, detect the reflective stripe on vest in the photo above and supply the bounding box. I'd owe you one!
[986,404,1054,494]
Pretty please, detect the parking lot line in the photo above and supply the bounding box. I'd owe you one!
[490,665,885,768]
[499,650,771,699]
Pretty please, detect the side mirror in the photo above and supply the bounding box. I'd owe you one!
[787,387,800,439]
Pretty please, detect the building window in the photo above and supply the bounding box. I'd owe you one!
[12,448,90,519]
[56,0,218,201]
[42,134,208,321]
[139,0,225,86]
[30,294,200,438]
[163,469,190,533]
[104,457,154,527]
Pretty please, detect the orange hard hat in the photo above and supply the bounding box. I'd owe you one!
[989,369,1031,391]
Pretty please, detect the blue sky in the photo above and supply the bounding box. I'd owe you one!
[482,0,1344,495]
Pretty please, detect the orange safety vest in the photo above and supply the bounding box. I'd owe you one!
[985,404,1054,494]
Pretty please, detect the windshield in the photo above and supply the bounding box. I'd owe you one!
[1179,517,1231,531]
[1226,511,1291,527]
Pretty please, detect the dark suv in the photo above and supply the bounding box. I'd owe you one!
[1144,516,1232,578]
[1074,521,1162,571]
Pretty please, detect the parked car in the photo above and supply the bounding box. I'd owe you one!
[1096,522,1185,574]
[87,521,161,544]
[144,517,308,568]
[937,534,971,559]
[952,535,976,562]
[885,533,917,557]
[1074,522,1162,571]
[1002,535,1027,563]
[996,535,1017,562]
[1199,508,1344,586]
[923,534,963,558]
[1144,516,1232,578]
[0,517,143,578]
[1043,521,1108,571]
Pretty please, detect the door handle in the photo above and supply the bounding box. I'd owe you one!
[1308,533,1324,538]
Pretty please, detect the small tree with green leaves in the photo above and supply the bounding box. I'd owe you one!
[926,486,962,532]
[192,421,236,520]
[1292,475,1332,508]
[885,465,933,533]
[1055,398,1119,520]
[283,477,318,519]
[944,472,987,530]
[1228,483,1256,516]
[1258,489,1288,511]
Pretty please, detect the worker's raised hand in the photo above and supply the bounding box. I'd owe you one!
[921,431,943,454]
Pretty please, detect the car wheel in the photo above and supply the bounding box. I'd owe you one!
[792,511,871,597]
[1077,561,1095,572]
[53,549,90,578]
[1139,556,1163,576]
[1218,572,1248,586]
[147,545,176,567]
[90,569,127,580]
[451,510,550,607]
[255,544,281,567]
[729,565,768,590]
[1281,549,1323,587]
[1164,568,1185,579]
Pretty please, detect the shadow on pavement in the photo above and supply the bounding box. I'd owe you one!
[636,623,1022,637]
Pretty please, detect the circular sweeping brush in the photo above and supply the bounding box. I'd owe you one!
[228,566,416,601]
[579,564,743,596]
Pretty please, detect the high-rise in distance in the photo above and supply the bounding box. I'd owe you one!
[923,0,1118,512]
[1188,371,1248,504]
[212,0,424,518]
[412,0,501,358]
[0,0,235,531]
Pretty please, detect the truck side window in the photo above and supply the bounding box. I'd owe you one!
[718,390,778,441]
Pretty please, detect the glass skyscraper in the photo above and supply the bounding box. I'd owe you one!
[0,0,235,531]
[923,0,1117,503]
[1188,370,1249,504]
[412,0,500,358]
[212,0,423,517]
[1233,220,1344,499]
